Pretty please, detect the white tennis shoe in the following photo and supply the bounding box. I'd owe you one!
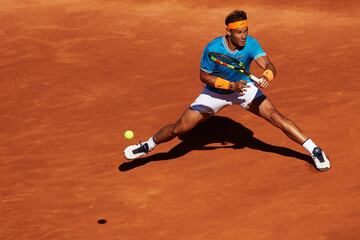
[124,142,150,160]
[311,147,330,171]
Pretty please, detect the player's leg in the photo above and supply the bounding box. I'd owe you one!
[153,109,210,144]
[250,97,308,144]
[124,87,231,160]
[247,96,330,171]
[123,109,209,160]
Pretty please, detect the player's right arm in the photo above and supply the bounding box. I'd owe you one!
[199,70,248,95]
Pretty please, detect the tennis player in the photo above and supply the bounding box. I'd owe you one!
[124,10,330,171]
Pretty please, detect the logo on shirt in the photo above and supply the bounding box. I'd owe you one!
[236,55,245,60]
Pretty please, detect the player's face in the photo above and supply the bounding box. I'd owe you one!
[230,27,248,48]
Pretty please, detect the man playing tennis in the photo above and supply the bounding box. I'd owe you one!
[124,10,331,171]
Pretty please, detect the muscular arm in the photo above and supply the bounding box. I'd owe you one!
[199,70,248,94]
[253,55,277,88]
[199,70,217,86]
[254,55,277,77]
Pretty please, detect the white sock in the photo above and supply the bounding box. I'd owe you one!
[145,136,156,151]
[302,138,317,154]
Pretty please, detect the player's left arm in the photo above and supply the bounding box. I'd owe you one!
[254,56,277,88]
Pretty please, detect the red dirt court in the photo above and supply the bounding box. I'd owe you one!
[1,0,360,239]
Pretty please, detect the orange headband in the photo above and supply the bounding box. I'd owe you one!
[227,20,248,29]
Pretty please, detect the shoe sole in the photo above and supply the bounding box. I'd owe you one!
[124,151,146,161]
[317,167,330,172]
[124,153,139,161]
[123,150,136,161]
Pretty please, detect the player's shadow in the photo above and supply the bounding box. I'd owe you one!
[119,116,313,171]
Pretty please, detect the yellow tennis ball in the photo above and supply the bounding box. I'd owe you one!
[124,130,134,139]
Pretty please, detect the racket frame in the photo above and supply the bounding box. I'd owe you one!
[208,52,262,84]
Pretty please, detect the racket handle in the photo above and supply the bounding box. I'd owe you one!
[249,74,262,84]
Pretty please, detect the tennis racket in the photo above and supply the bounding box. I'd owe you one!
[208,52,262,84]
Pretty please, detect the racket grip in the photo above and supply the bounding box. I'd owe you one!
[250,75,262,84]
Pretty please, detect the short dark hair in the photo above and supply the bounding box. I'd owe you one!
[225,10,247,25]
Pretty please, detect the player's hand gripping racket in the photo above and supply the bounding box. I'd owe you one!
[208,52,262,85]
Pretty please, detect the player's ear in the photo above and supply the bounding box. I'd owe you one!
[225,27,231,36]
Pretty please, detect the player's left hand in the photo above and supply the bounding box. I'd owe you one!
[257,77,270,89]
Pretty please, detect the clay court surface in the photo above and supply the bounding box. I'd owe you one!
[1,0,360,239]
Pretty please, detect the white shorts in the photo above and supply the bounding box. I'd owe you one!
[190,83,265,115]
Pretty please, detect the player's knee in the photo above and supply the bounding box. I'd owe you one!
[173,113,202,136]
[172,126,181,136]
[175,118,198,136]
[269,110,287,128]
[173,123,189,136]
